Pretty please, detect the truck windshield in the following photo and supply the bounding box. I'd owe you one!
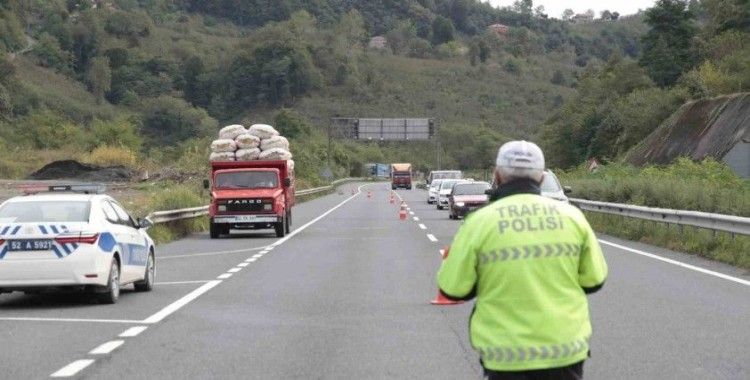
[216,172,278,189]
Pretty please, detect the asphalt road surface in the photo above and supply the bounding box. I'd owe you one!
[1,183,748,379]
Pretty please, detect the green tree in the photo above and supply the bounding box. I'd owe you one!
[478,40,490,63]
[89,117,143,151]
[273,108,310,139]
[431,16,454,45]
[32,33,72,72]
[639,0,697,87]
[86,56,111,104]
[140,96,217,145]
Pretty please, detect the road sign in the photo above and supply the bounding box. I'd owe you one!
[330,118,435,141]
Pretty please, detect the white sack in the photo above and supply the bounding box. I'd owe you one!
[209,152,236,162]
[219,124,247,140]
[259,148,292,161]
[287,160,295,172]
[235,148,261,161]
[260,136,289,151]
[211,139,237,153]
[235,134,261,149]
[248,124,279,139]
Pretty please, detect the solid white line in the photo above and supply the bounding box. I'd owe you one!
[599,239,750,287]
[50,359,95,378]
[89,340,124,355]
[227,267,242,273]
[217,273,232,279]
[141,280,222,324]
[245,258,257,263]
[119,326,148,338]
[413,216,419,221]
[419,223,427,230]
[160,246,266,260]
[237,263,249,267]
[155,280,211,285]
[0,317,141,324]
[427,234,438,242]
[269,184,366,248]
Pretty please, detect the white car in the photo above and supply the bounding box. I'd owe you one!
[0,185,155,304]
[427,179,444,204]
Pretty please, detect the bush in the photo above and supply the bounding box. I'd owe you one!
[87,145,137,167]
[146,185,207,244]
[88,117,142,151]
[139,96,217,145]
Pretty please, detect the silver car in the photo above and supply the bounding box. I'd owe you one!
[427,179,444,204]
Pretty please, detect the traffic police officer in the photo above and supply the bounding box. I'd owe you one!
[437,140,608,380]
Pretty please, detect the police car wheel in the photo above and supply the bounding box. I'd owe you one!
[134,253,155,292]
[98,260,120,304]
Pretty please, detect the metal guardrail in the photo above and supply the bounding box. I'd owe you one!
[569,198,750,236]
[147,178,364,224]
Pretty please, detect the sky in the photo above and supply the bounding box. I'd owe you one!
[488,0,657,19]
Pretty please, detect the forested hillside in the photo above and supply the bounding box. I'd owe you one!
[0,0,648,182]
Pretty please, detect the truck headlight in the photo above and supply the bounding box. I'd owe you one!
[218,205,227,212]
[455,202,465,207]
[263,204,273,211]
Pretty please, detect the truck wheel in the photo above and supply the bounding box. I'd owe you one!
[285,211,291,233]
[275,217,286,238]
[210,222,221,239]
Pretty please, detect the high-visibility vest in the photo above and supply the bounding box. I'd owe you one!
[438,193,608,371]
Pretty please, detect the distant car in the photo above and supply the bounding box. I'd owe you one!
[437,179,468,210]
[0,184,156,304]
[449,181,492,219]
[427,179,444,204]
[540,170,572,202]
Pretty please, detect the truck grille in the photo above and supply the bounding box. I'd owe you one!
[225,199,266,212]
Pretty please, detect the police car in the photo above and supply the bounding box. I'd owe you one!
[0,184,155,304]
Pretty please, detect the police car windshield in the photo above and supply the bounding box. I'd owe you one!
[453,183,490,195]
[541,173,562,193]
[0,201,90,223]
[216,171,278,189]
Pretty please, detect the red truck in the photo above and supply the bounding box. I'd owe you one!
[391,163,413,190]
[204,160,295,239]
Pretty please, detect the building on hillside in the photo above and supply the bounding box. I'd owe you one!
[488,24,510,36]
[369,36,388,50]
[571,13,594,23]
[626,92,750,179]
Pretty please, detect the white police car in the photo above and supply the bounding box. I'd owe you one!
[0,184,155,304]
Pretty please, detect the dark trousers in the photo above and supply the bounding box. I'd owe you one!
[484,361,584,380]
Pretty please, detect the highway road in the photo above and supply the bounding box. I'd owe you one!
[1,183,748,379]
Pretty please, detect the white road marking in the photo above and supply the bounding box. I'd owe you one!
[419,224,427,230]
[237,263,249,267]
[0,317,141,324]
[413,216,419,221]
[427,234,438,242]
[599,239,750,287]
[141,280,222,324]
[269,184,366,248]
[160,246,266,260]
[155,280,211,285]
[217,273,232,279]
[245,258,257,263]
[253,253,264,258]
[89,340,124,355]
[50,360,95,378]
[228,267,242,273]
[119,326,148,338]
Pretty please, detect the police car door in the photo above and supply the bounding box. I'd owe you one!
[107,200,148,284]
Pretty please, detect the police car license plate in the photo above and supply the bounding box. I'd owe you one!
[8,239,54,251]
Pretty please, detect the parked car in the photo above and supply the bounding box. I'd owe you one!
[448,181,492,219]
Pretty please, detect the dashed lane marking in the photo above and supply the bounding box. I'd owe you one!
[419,224,427,230]
[119,326,148,338]
[160,246,266,260]
[427,234,438,242]
[217,273,232,280]
[141,280,222,324]
[413,216,419,221]
[237,263,249,267]
[253,253,265,258]
[227,267,242,273]
[245,258,257,263]
[50,360,95,378]
[410,211,415,215]
[89,340,124,355]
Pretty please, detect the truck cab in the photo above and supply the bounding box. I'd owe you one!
[206,161,295,239]
[391,163,413,190]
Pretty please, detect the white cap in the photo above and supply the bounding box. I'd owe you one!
[496,140,545,170]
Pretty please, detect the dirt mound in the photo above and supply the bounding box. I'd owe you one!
[28,160,133,182]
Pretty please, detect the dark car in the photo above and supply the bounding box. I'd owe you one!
[448,181,491,219]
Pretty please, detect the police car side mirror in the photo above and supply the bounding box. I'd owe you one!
[203,179,210,190]
[563,186,573,194]
[138,218,154,230]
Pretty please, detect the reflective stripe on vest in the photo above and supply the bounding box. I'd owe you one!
[478,243,581,265]
[479,338,589,363]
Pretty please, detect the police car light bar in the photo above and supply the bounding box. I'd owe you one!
[19,184,107,195]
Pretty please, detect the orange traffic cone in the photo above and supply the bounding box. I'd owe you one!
[431,247,464,305]
[389,192,395,204]
[399,201,408,220]
[367,191,372,199]
[351,187,356,195]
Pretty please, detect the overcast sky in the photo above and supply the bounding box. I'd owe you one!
[488,0,656,18]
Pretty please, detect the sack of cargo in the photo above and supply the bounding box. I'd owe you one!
[260,136,289,151]
[247,124,279,140]
[258,148,292,161]
[287,160,295,172]
[235,148,261,161]
[235,134,261,149]
[219,124,247,140]
[209,152,236,162]
[211,139,237,153]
